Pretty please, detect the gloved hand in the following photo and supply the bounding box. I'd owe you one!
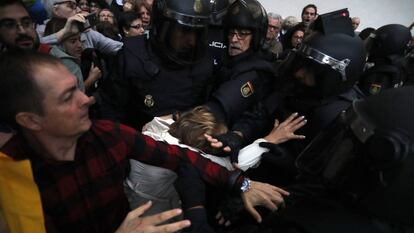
[215,131,244,164]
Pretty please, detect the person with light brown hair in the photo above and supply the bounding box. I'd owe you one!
[169,106,228,155]
[124,104,305,217]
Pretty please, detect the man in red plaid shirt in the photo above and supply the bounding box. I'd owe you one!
[0,51,288,233]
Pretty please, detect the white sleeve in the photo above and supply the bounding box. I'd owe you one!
[237,138,269,171]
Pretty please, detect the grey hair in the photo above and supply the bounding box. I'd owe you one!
[268,12,282,21]
[282,15,299,30]
[42,0,62,17]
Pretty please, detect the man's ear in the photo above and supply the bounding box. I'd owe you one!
[15,112,42,131]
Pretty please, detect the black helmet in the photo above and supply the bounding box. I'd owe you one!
[151,0,213,65]
[296,86,414,226]
[223,0,268,51]
[368,24,412,61]
[210,0,234,26]
[281,32,366,97]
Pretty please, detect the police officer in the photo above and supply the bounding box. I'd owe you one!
[102,0,215,130]
[256,86,414,233]
[240,12,367,189]
[205,0,276,162]
[358,24,412,95]
[207,0,231,71]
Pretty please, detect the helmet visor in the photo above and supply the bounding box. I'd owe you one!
[161,22,208,65]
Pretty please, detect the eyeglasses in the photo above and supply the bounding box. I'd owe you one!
[129,24,143,29]
[268,25,280,31]
[0,17,35,31]
[228,29,252,40]
[54,1,77,10]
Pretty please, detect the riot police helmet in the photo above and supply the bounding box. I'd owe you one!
[223,0,268,51]
[281,32,366,97]
[296,86,414,226]
[210,0,234,26]
[151,0,213,65]
[368,24,412,61]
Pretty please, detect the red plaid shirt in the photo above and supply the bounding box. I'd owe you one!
[1,120,243,233]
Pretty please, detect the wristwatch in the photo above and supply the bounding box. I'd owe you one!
[240,178,251,193]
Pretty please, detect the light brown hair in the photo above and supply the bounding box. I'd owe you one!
[169,106,227,154]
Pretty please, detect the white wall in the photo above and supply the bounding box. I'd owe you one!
[259,0,414,32]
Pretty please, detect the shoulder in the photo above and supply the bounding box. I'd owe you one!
[86,120,139,153]
[122,35,147,51]
[91,120,137,136]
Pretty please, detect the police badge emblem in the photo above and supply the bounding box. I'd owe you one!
[369,84,382,95]
[144,95,155,107]
[194,0,203,13]
[241,81,254,97]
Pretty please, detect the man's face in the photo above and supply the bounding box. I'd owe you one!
[98,9,114,25]
[34,64,94,138]
[294,66,316,87]
[170,25,197,53]
[0,4,38,49]
[228,28,252,57]
[52,0,79,18]
[0,3,38,50]
[352,17,360,30]
[302,7,316,25]
[266,17,281,41]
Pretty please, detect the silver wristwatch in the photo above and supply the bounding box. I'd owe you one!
[240,178,251,193]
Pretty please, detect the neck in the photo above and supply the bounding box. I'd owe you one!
[22,130,79,161]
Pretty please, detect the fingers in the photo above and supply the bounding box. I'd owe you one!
[272,186,290,196]
[68,13,86,23]
[284,112,298,124]
[151,219,191,233]
[290,116,307,131]
[141,208,183,226]
[126,201,152,220]
[204,134,223,148]
[242,195,262,223]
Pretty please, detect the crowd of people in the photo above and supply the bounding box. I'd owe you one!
[1,0,414,232]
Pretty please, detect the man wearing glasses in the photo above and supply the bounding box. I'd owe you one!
[41,0,122,55]
[0,0,39,51]
[262,12,283,59]
[203,0,276,163]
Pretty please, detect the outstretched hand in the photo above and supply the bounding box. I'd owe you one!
[116,201,191,233]
[241,181,290,223]
[264,112,307,144]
